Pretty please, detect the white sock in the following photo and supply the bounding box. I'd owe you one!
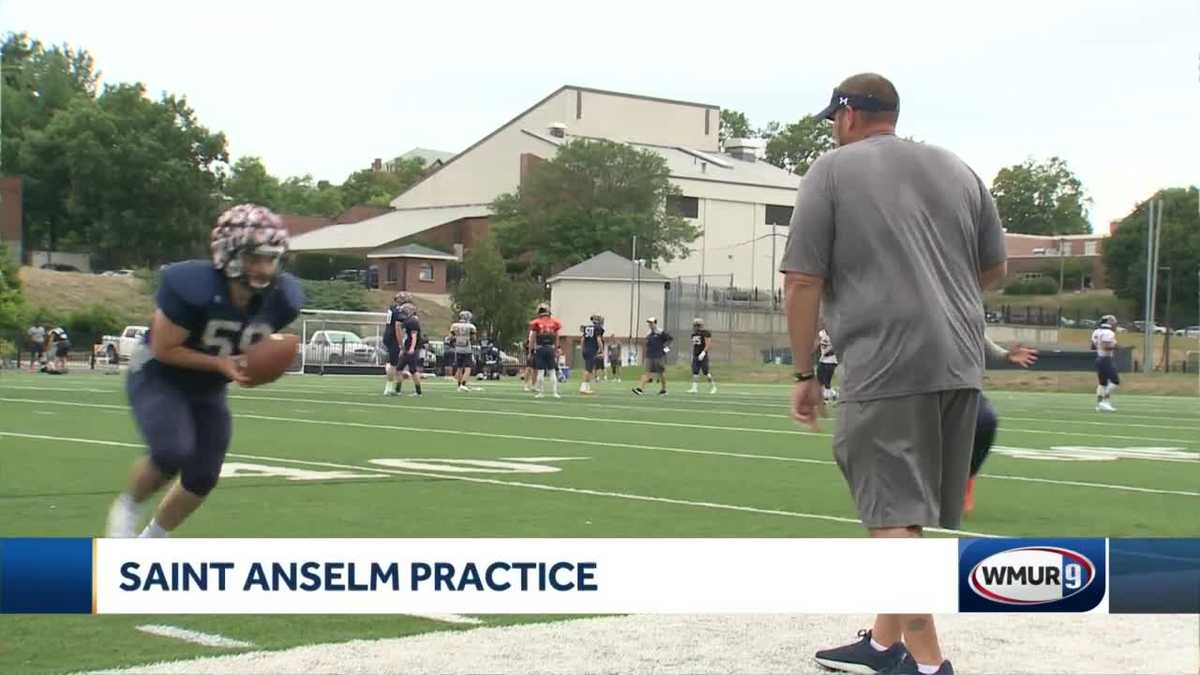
[870,638,889,652]
[139,518,169,538]
[536,370,544,393]
[551,372,560,395]
[917,663,943,675]
[116,492,137,511]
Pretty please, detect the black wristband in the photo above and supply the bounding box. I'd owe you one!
[794,371,815,382]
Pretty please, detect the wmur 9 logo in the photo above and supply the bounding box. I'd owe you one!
[959,539,1107,612]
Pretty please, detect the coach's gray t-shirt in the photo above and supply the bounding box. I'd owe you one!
[780,134,1006,402]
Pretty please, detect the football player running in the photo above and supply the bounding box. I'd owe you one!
[105,204,303,538]
[687,318,716,394]
[1091,314,1120,412]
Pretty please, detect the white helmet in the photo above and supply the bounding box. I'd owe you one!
[459,310,473,323]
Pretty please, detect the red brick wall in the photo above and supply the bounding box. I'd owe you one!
[406,216,491,252]
[0,177,23,258]
[376,257,447,294]
[280,214,332,237]
[1006,256,1107,289]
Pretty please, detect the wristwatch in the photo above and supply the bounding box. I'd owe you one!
[794,370,815,382]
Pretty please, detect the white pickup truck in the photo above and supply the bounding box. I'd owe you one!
[101,325,149,361]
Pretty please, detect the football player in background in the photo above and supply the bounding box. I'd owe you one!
[964,337,1039,516]
[397,304,424,397]
[1091,314,1120,412]
[632,317,672,396]
[528,303,562,399]
[449,310,478,392]
[579,314,605,395]
[105,204,303,538]
[816,326,839,403]
[687,318,716,394]
[382,293,412,396]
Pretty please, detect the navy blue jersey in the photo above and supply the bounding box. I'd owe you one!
[645,330,673,358]
[691,329,711,357]
[384,304,405,345]
[141,260,304,392]
[403,315,422,352]
[582,324,605,352]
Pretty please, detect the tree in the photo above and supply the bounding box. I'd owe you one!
[224,157,281,207]
[1103,187,1200,325]
[990,157,1091,235]
[451,235,540,349]
[718,109,752,149]
[19,83,228,268]
[341,157,426,208]
[0,245,27,337]
[491,139,699,278]
[760,115,835,176]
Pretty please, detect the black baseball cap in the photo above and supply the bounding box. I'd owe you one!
[815,73,900,121]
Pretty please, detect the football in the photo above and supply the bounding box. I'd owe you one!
[242,333,299,387]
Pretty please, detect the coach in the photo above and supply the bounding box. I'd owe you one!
[780,73,1007,675]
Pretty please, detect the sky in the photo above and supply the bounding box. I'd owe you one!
[2,0,1197,232]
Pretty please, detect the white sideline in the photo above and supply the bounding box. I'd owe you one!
[134,625,254,648]
[92,614,1199,675]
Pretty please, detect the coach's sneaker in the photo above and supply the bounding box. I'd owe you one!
[105,493,141,538]
[813,629,907,674]
[878,653,954,675]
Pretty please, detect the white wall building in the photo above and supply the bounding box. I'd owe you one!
[547,251,669,340]
[291,85,802,292]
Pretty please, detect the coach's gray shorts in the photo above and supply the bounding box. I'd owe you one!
[834,389,979,530]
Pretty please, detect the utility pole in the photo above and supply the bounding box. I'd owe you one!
[1161,266,1173,371]
[1142,200,1156,373]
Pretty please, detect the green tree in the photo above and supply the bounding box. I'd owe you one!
[718,109,752,149]
[1103,187,1200,324]
[224,156,281,207]
[491,139,699,278]
[19,82,228,268]
[275,175,344,217]
[0,245,27,336]
[760,115,835,176]
[341,157,426,208]
[991,157,1091,235]
[452,235,539,349]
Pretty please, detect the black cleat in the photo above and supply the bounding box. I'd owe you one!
[814,629,907,674]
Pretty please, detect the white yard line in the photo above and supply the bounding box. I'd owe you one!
[135,625,254,649]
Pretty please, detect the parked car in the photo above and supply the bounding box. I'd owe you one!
[100,325,149,361]
[1132,321,1167,334]
[41,263,81,272]
[1079,319,1097,328]
[1175,325,1200,338]
[304,330,373,364]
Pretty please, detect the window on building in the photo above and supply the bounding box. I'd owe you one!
[1085,240,1098,256]
[765,204,793,226]
[667,195,699,219]
[386,262,398,282]
[419,263,434,282]
[1019,272,1046,282]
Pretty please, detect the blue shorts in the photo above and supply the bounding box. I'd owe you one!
[534,346,556,371]
[399,351,422,373]
[127,368,231,497]
[583,350,600,372]
[453,352,474,369]
[692,355,710,376]
[1095,356,1120,386]
[384,340,401,367]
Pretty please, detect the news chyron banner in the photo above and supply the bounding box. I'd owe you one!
[0,538,1197,614]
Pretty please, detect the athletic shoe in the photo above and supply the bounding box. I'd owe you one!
[813,629,907,674]
[688,385,698,394]
[534,393,545,399]
[709,386,718,394]
[105,495,140,538]
[632,388,643,396]
[553,393,562,399]
[658,390,668,396]
[878,653,954,675]
[1097,401,1116,412]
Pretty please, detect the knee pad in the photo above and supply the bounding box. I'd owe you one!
[180,465,220,497]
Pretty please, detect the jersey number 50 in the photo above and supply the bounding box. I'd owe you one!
[201,320,272,357]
